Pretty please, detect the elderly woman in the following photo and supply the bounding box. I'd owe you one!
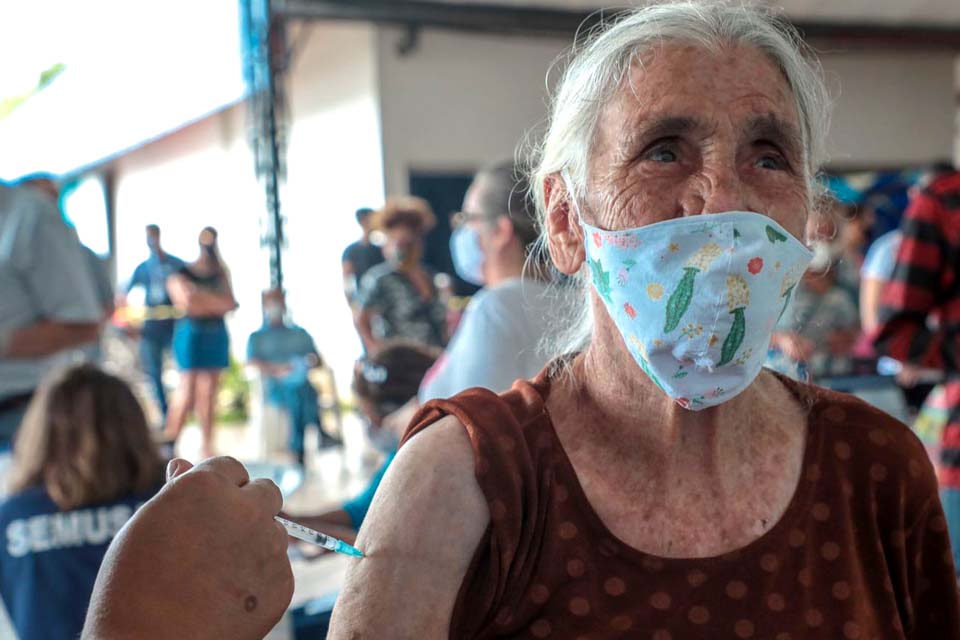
[328,3,959,639]
[79,3,958,639]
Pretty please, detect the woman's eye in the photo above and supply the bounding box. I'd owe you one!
[648,147,678,163]
[756,154,788,171]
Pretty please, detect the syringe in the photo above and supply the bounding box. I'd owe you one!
[275,516,365,558]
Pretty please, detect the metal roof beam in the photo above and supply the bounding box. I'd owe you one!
[276,0,960,50]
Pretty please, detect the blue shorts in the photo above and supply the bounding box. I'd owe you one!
[173,318,229,370]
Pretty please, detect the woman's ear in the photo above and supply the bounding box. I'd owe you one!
[543,173,586,276]
[490,216,516,253]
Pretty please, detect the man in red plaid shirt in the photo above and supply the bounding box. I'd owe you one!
[875,167,960,575]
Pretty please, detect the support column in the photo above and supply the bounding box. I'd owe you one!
[241,0,289,291]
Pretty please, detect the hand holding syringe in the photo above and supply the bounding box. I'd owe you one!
[275,516,364,558]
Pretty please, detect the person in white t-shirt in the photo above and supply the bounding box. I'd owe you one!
[417,162,557,404]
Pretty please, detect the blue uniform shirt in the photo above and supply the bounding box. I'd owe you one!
[127,252,185,308]
[246,323,319,402]
[0,486,158,640]
[342,452,396,529]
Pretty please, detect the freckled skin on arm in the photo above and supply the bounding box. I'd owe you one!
[328,416,490,639]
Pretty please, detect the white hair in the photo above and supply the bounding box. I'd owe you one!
[528,0,833,361]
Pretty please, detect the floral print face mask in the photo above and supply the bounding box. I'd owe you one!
[567,178,813,410]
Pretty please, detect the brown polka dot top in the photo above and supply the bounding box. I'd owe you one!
[403,370,960,639]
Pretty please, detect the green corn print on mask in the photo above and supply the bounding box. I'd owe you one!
[566,177,812,410]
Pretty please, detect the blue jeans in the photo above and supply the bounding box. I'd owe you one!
[269,383,321,457]
[942,487,960,578]
[140,320,174,418]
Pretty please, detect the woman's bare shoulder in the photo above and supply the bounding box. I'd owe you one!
[328,415,490,638]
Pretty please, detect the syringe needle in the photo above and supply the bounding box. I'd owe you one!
[275,516,365,558]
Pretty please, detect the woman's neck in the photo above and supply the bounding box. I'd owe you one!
[569,313,787,459]
[485,262,524,287]
[485,246,533,287]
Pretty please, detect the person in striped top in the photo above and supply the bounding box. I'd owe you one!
[875,167,960,574]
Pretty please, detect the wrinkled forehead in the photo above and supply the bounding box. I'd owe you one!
[598,42,802,151]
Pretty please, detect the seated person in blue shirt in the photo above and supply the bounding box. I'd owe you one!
[284,341,438,544]
[247,288,339,466]
[0,363,164,640]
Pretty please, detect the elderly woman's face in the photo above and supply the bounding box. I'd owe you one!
[584,44,808,240]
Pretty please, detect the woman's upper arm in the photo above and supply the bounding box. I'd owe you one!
[166,273,192,308]
[859,277,883,333]
[221,273,238,307]
[328,416,489,639]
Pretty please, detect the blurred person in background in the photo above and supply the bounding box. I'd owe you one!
[163,227,237,459]
[874,167,960,575]
[768,208,861,380]
[21,175,114,359]
[860,228,902,336]
[341,207,384,305]
[285,341,438,545]
[247,288,338,466]
[354,197,446,352]
[373,161,561,486]
[0,182,102,449]
[0,364,163,640]
[861,162,957,336]
[122,225,185,421]
[859,164,955,409]
[825,175,871,304]
[418,161,556,403]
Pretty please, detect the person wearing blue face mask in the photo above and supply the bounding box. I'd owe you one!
[122,225,185,420]
[417,161,557,403]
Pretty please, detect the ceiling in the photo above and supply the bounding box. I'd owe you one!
[280,1,960,48]
[430,0,960,26]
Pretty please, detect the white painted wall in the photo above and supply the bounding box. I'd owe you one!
[377,27,564,194]
[114,22,384,391]
[114,105,267,345]
[821,51,956,167]
[376,26,957,190]
[282,22,385,385]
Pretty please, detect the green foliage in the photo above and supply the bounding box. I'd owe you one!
[217,358,250,424]
[0,63,67,122]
